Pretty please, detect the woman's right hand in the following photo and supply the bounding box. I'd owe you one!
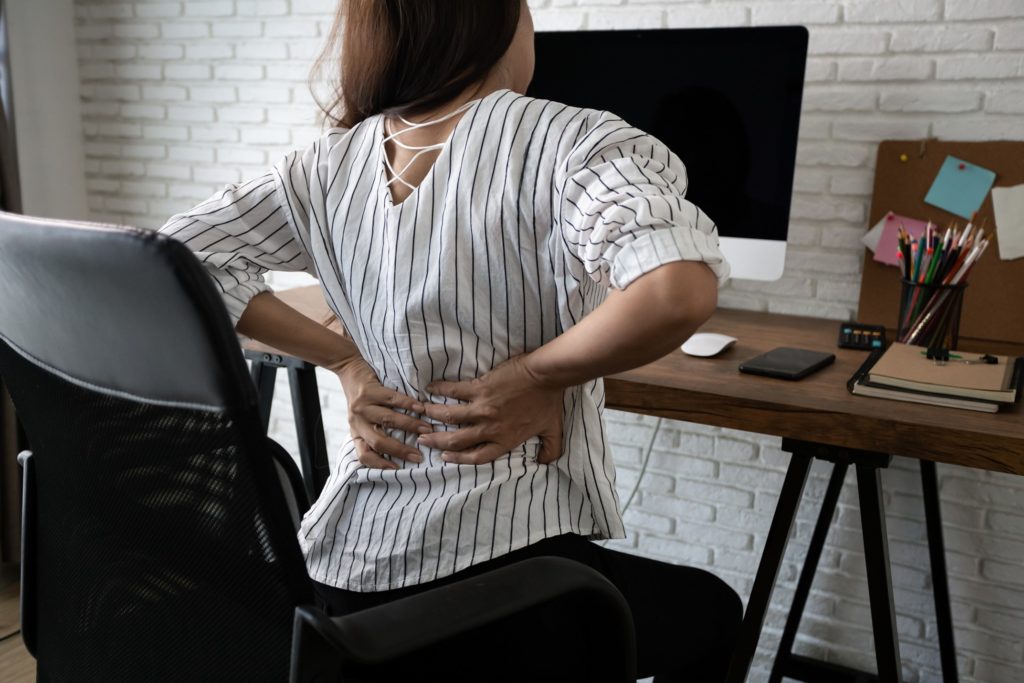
[335,358,432,470]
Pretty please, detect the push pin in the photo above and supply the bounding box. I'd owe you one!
[899,153,908,162]
[958,162,966,170]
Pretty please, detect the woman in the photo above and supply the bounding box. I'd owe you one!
[160,1,740,679]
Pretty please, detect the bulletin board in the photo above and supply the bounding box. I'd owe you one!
[857,139,1024,346]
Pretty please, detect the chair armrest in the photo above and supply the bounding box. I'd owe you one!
[267,437,310,527]
[290,556,636,683]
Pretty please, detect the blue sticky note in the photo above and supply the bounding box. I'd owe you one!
[924,155,997,219]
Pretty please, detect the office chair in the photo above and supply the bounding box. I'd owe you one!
[0,213,636,682]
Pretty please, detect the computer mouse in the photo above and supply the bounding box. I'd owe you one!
[681,332,738,357]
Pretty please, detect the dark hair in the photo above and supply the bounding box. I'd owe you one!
[313,0,522,129]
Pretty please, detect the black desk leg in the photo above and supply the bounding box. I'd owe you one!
[920,460,959,683]
[769,460,850,683]
[857,461,903,683]
[250,360,278,433]
[288,365,330,501]
[726,450,813,683]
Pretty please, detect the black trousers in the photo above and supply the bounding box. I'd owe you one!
[315,533,742,682]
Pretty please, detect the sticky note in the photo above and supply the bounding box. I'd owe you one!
[861,216,885,253]
[924,156,997,219]
[991,184,1024,261]
[870,212,930,267]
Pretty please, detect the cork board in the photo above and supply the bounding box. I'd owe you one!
[857,139,1024,346]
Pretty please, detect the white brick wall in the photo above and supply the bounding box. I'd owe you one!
[73,1,1024,681]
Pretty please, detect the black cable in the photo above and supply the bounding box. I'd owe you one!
[0,629,22,643]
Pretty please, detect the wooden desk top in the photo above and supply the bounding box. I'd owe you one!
[606,309,1024,475]
[251,287,1024,475]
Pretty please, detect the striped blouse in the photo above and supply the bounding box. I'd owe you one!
[160,87,729,592]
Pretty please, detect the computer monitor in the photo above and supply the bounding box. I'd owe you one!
[527,26,808,281]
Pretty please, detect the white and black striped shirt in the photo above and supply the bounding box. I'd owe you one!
[160,88,729,592]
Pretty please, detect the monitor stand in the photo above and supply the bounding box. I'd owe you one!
[719,236,787,282]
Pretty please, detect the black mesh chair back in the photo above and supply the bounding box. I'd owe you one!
[0,212,639,682]
[0,213,314,682]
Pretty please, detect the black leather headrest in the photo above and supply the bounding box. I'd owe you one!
[0,212,254,411]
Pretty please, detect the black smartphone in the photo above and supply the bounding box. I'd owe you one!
[738,347,836,381]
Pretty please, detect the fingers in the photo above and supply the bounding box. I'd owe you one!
[378,389,425,417]
[372,387,425,414]
[353,437,397,470]
[537,425,564,464]
[355,422,424,464]
[537,409,564,464]
[363,406,433,435]
[419,402,496,426]
[416,426,488,451]
[420,403,470,425]
[425,379,478,401]
[417,397,501,423]
[441,442,507,465]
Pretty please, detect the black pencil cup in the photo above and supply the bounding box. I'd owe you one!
[896,279,967,349]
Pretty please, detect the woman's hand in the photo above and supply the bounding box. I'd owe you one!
[335,358,432,470]
[418,354,565,465]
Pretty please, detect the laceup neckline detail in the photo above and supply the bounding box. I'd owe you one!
[377,89,507,211]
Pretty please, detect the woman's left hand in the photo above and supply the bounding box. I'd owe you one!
[417,354,565,465]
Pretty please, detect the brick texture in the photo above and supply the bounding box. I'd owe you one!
[73,2,1024,681]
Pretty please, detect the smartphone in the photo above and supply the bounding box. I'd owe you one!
[738,347,836,381]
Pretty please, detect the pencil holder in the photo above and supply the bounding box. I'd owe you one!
[896,279,967,349]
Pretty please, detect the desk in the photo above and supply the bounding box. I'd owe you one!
[247,287,1024,683]
[605,309,1024,475]
[606,309,1024,683]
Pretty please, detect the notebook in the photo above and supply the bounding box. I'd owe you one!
[849,354,999,412]
[868,343,1018,403]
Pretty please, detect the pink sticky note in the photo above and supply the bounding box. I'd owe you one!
[872,212,930,267]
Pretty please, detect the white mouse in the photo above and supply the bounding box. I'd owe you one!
[681,332,738,357]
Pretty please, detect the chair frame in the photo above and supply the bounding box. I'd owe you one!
[5,214,637,682]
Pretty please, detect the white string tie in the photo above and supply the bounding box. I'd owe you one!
[382,99,478,190]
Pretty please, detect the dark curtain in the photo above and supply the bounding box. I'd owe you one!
[0,0,23,564]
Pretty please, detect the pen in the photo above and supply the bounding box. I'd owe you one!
[918,241,933,283]
[958,222,973,249]
[900,236,912,279]
[942,233,975,283]
[925,236,945,283]
[906,238,989,344]
[958,238,990,283]
[936,226,959,280]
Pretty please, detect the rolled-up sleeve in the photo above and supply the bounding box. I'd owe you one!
[555,111,730,290]
[158,130,344,326]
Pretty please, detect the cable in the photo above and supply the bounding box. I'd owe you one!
[600,416,662,546]
[620,417,662,515]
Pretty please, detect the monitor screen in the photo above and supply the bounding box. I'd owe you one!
[527,26,808,279]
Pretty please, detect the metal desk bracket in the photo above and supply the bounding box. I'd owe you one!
[245,350,330,501]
